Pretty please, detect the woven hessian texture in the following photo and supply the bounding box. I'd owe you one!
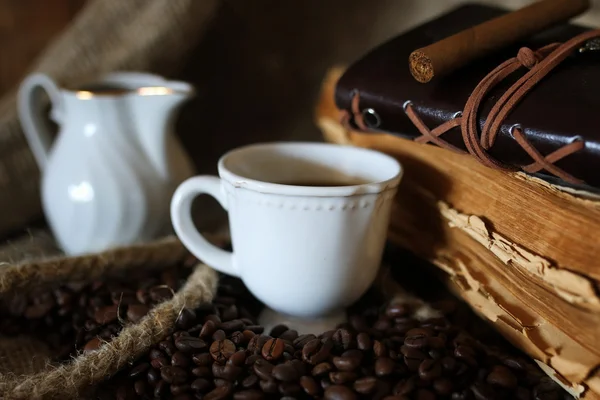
[0,237,219,399]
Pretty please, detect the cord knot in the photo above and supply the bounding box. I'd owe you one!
[517,47,539,69]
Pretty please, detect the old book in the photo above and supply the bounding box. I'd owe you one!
[329,4,600,285]
[316,66,600,399]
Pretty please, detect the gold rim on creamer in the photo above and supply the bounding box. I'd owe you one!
[74,86,192,99]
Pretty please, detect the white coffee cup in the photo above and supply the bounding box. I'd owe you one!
[170,142,402,333]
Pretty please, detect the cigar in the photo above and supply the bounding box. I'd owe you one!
[408,0,590,83]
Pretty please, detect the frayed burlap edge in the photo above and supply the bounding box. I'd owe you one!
[0,263,218,400]
[0,235,188,295]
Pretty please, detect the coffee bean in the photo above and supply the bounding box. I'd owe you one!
[154,380,169,398]
[204,385,232,400]
[502,356,528,371]
[94,305,118,324]
[260,338,285,361]
[175,308,196,330]
[332,328,353,350]
[170,383,191,396]
[149,286,173,303]
[210,339,236,364]
[300,375,321,396]
[24,302,54,319]
[533,377,563,400]
[227,350,247,366]
[374,357,395,377]
[171,351,191,368]
[294,334,317,348]
[415,388,436,400]
[302,338,333,365]
[269,324,289,337]
[212,329,227,341]
[354,376,378,394]
[279,329,299,342]
[233,389,264,400]
[247,335,261,353]
[131,379,146,396]
[393,377,416,396]
[204,314,222,325]
[83,337,101,352]
[212,363,243,381]
[356,332,372,350]
[129,362,150,379]
[404,335,428,349]
[245,325,265,334]
[373,340,387,357]
[401,345,426,371]
[135,289,150,305]
[427,335,446,349]
[373,318,391,331]
[487,365,518,389]
[220,319,245,332]
[329,371,358,384]
[433,378,453,395]
[253,359,275,380]
[126,304,149,324]
[192,352,212,366]
[278,381,302,396]
[199,319,217,339]
[385,303,410,318]
[174,336,206,353]
[242,374,259,388]
[246,354,261,366]
[272,363,300,382]
[149,349,164,360]
[221,304,238,321]
[158,340,177,357]
[147,368,160,385]
[150,357,170,369]
[191,366,211,377]
[455,345,477,366]
[324,384,358,400]
[419,359,442,381]
[470,382,496,400]
[214,378,232,388]
[230,331,245,346]
[191,378,212,392]
[160,366,188,384]
[173,395,194,400]
[259,378,278,393]
[515,386,531,400]
[311,362,333,377]
[333,353,361,371]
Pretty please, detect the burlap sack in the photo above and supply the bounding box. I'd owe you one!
[0,236,218,400]
[0,0,219,237]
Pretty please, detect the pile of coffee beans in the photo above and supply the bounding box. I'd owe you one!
[0,262,193,360]
[99,277,572,400]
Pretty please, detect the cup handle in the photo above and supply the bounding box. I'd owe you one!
[17,73,63,171]
[171,176,238,277]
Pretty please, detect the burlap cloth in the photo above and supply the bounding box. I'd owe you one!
[0,0,219,238]
[0,236,219,400]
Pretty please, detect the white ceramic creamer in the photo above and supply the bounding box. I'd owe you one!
[18,72,195,255]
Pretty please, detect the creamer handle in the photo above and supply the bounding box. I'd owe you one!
[17,73,63,171]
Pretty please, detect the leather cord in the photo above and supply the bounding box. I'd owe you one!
[341,29,600,185]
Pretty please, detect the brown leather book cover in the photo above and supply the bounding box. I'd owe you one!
[334,3,600,193]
